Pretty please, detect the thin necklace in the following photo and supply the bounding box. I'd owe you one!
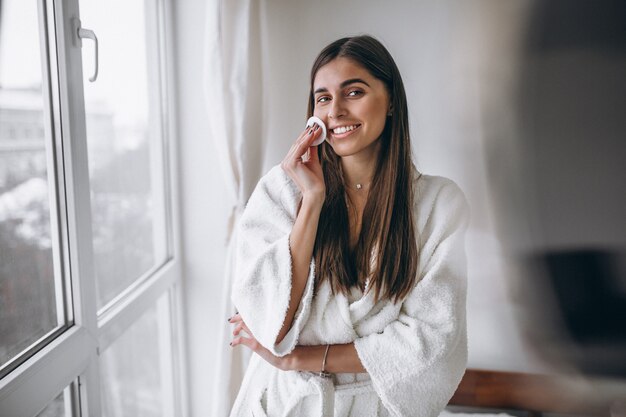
[345,181,371,190]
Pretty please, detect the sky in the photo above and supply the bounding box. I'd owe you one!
[0,0,42,88]
[0,0,150,129]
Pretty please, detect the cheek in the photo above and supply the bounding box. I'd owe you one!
[313,108,330,127]
[363,103,388,135]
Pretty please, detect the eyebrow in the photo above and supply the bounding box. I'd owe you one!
[313,78,370,95]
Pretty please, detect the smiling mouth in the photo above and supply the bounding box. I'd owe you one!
[331,124,361,138]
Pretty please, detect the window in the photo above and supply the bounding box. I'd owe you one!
[35,384,78,417]
[0,1,185,416]
[100,295,174,417]
[0,0,66,382]
[79,0,169,311]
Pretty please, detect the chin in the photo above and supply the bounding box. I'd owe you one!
[327,138,380,159]
[327,143,358,158]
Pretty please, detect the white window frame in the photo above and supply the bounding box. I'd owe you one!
[0,0,187,415]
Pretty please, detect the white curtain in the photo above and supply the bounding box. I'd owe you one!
[203,0,265,415]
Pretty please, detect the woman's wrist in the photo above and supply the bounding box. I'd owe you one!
[283,350,299,371]
[287,343,367,373]
[302,191,325,208]
[285,346,322,371]
[286,345,324,372]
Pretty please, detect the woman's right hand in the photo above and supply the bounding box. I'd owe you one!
[281,124,325,204]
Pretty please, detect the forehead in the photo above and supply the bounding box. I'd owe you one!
[313,57,376,89]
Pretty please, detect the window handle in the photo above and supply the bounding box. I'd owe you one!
[74,18,99,82]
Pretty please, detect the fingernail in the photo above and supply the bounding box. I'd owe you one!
[229,342,233,346]
[227,316,232,322]
[314,124,319,131]
[308,129,313,135]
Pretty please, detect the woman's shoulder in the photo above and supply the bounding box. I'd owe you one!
[252,164,298,196]
[244,164,301,216]
[414,171,466,201]
[259,164,290,187]
[412,169,471,227]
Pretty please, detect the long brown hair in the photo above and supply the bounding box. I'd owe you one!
[309,35,419,304]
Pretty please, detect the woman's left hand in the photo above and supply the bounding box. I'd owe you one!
[229,313,293,371]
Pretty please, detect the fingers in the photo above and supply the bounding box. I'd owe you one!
[228,318,283,369]
[308,142,319,161]
[279,123,325,197]
[233,322,247,336]
[230,330,263,355]
[228,313,250,328]
[282,125,321,169]
[302,124,321,148]
[294,126,315,151]
[287,128,312,162]
[229,314,253,339]
[230,335,257,350]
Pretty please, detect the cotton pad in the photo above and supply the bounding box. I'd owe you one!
[306,116,327,146]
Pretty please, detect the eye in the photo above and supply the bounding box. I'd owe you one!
[316,96,331,103]
[347,89,363,97]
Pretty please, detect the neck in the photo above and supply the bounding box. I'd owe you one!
[340,144,379,189]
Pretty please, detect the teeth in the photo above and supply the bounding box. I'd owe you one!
[333,124,358,134]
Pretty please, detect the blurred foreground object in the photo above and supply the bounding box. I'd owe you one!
[485,0,626,383]
[532,249,626,377]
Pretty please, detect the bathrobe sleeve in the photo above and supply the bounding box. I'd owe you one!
[231,165,316,357]
[353,178,471,417]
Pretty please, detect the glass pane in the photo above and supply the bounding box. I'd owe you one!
[79,0,168,309]
[100,302,165,417]
[0,0,61,369]
[35,390,67,417]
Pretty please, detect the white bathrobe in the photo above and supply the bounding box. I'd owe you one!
[230,164,470,417]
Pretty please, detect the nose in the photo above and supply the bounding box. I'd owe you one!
[328,97,346,120]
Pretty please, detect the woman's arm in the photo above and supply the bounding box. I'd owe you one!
[275,125,325,346]
[230,314,365,373]
[288,343,366,373]
[275,194,324,345]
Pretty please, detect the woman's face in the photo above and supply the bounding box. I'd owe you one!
[313,57,390,159]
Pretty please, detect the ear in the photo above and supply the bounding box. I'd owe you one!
[387,104,393,116]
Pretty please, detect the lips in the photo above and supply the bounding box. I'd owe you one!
[330,123,361,138]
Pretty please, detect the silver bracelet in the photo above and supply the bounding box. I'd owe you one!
[319,344,331,378]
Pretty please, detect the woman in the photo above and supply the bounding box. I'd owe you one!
[228,35,470,417]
